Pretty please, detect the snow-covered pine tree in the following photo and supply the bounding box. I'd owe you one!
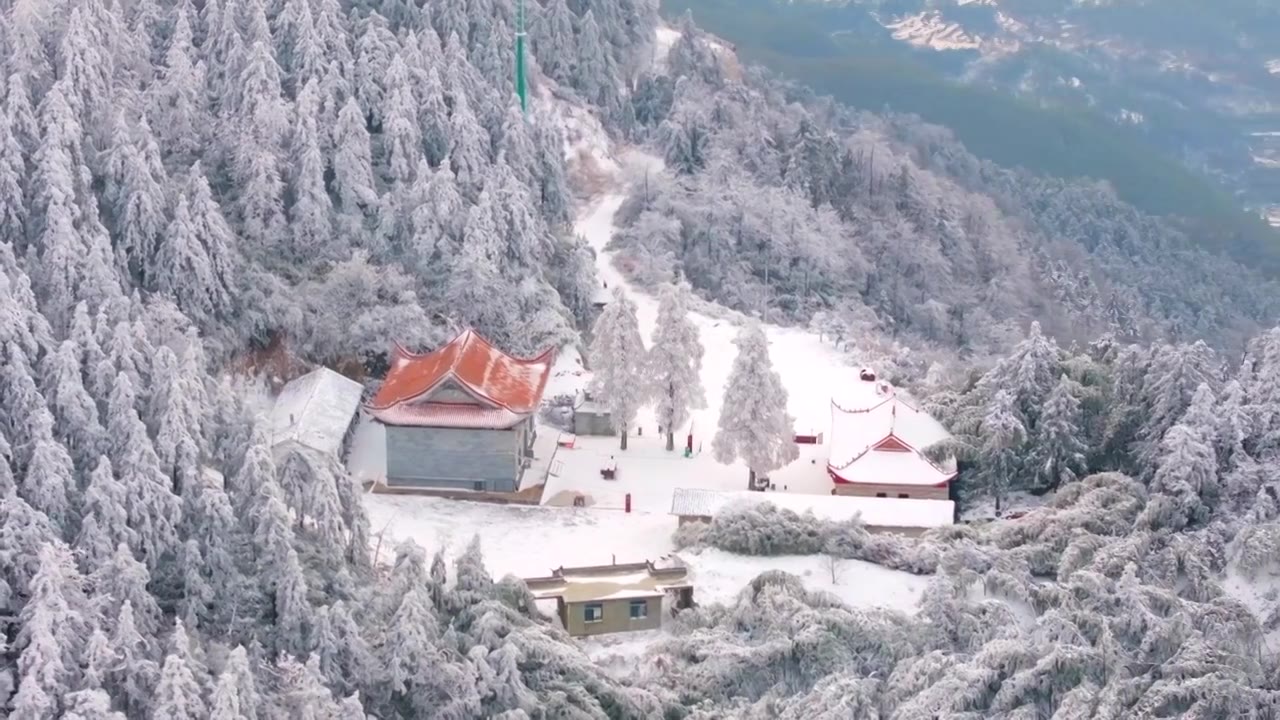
[10,542,93,720]
[41,338,105,466]
[713,321,798,489]
[288,79,335,265]
[153,618,209,719]
[646,282,706,451]
[977,389,1027,516]
[588,287,647,449]
[1031,375,1088,490]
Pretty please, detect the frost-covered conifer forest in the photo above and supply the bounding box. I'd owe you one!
[6,0,1280,716]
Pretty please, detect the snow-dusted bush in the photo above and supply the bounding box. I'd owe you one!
[689,502,943,574]
[702,504,828,556]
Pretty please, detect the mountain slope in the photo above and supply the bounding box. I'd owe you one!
[661,0,1280,273]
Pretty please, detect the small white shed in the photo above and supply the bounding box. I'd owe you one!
[270,367,365,458]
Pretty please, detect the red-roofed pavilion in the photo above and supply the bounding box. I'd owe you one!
[369,329,556,492]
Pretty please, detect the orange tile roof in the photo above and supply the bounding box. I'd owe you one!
[368,329,556,416]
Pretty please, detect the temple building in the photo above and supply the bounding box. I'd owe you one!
[826,369,957,501]
[366,329,556,493]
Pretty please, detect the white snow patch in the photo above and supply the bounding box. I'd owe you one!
[364,493,675,576]
[1117,109,1144,125]
[544,344,587,400]
[1223,570,1280,650]
[684,547,930,614]
[346,414,385,483]
[655,25,681,66]
[362,491,929,612]
[537,84,618,184]
[957,490,1043,523]
[887,12,981,51]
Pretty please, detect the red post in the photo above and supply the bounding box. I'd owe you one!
[625,493,631,513]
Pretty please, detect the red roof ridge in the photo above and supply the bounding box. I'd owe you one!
[393,328,555,365]
[827,430,957,478]
[368,329,556,415]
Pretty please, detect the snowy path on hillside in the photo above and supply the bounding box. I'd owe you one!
[541,152,860,512]
[573,158,858,438]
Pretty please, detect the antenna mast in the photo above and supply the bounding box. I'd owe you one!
[515,0,528,115]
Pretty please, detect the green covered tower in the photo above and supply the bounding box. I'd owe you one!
[515,0,528,115]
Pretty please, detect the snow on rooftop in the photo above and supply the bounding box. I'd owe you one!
[826,377,955,486]
[270,367,364,457]
[670,488,955,529]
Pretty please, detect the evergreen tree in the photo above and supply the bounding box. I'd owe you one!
[274,545,313,657]
[289,79,334,263]
[76,457,137,571]
[276,654,342,718]
[312,600,375,697]
[1032,375,1088,490]
[588,288,647,450]
[108,601,161,717]
[447,92,490,198]
[149,4,207,162]
[419,65,450,167]
[977,390,1027,516]
[209,645,262,720]
[41,338,105,465]
[21,418,77,531]
[184,165,238,306]
[11,542,93,720]
[532,0,575,84]
[108,116,170,286]
[32,81,89,331]
[381,54,422,186]
[153,619,208,719]
[158,195,225,322]
[647,282,706,451]
[108,372,182,568]
[713,321,798,489]
[574,10,616,109]
[0,491,60,598]
[332,97,378,219]
[62,686,126,720]
[92,542,164,638]
[0,102,27,250]
[1138,341,1219,470]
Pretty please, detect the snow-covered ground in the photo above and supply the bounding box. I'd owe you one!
[363,494,930,612]
[1222,570,1280,651]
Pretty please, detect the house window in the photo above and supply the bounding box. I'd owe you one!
[629,599,648,620]
[898,493,909,499]
[584,603,604,623]
[875,492,887,498]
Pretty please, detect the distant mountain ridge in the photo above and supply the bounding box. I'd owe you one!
[806,0,1280,224]
[661,0,1280,276]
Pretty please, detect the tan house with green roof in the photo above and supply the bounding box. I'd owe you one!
[523,561,694,637]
